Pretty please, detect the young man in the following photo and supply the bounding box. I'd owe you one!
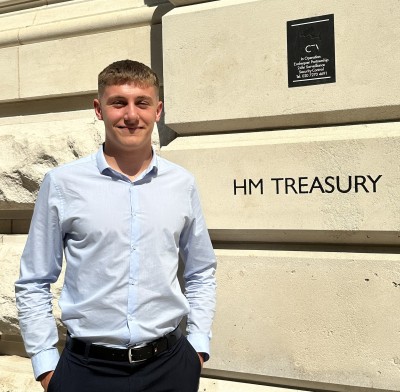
[15,60,217,392]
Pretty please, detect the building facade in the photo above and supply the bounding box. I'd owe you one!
[0,1,399,391]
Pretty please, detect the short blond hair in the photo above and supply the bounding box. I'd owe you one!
[98,60,159,97]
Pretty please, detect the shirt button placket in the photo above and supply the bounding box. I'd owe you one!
[128,181,139,337]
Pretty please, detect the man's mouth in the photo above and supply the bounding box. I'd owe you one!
[117,125,141,131]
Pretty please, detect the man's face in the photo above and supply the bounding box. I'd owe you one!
[94,83,162,154]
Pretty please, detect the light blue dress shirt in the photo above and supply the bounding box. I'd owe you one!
[15,146,217,379]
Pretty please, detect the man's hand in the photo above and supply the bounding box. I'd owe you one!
[38,371,54,391]
[197,353,204,368]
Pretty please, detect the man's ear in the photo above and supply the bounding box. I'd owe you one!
[156,100,163,122]
[94,99,103,120]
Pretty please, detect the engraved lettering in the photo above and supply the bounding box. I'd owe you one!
[368,174,382,193]
[298,176,309,194]
[233,175,383,195]
[249,179,264,195]
[324,176,335,193]
[285,178,298,194]
[336,176,352,193]
[354,175,368,193]
[234,179,247,196]
[271,178,284,194]
[310,176,325,193]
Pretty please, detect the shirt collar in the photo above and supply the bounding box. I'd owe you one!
[96,144,159,181]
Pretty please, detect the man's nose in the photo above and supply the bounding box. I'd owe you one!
[124,104,139,122]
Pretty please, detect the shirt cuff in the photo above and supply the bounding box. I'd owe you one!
[186,332,211,361]
[31,347,60,380]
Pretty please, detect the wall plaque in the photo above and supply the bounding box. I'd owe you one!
[287,14,336,87]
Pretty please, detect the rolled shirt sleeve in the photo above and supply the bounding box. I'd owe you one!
[180,183,217,360]
[15,173,63,379]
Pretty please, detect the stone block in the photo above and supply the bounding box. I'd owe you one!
[0,355,42,391]
[0,235,26,336]
[0,0,169,48]
[0,47,19,101]
[11,219,31,234]
[161,122,400,245]
[0,5,36,30]
[0,113,103,210]
[199,378,308,392]
[208,249,400,391]
[0,335,31,357]
[32,0,156,25]
[0,220,11,234]
[163,0,400,134]
[0,235,65,338]
[169,0,211,6]
[0,108,161,210]
[19,25,155,98]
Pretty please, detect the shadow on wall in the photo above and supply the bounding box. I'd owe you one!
[145,0,171,6]
[149,1,177,147]
[0,95,95,117]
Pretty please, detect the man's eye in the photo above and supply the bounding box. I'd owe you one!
[137,101,149,107]
[112,101,125,107]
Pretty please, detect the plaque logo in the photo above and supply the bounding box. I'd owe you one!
[287,14,336,87]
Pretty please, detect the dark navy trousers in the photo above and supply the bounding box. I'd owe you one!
[47,336,201,392]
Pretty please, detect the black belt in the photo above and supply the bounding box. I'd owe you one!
[66,328,182,363]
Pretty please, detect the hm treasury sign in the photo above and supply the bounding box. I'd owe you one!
[233,175,382,196]
[161,123,400,244]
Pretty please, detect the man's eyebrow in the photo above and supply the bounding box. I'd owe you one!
[106,95,127,102]
[106,95,154,103]
[136,95,154,102]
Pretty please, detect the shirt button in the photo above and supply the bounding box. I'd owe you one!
[129,279,135,285]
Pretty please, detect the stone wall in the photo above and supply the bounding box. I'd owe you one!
[161,1,400,391]
[0,0,172,390]
[1,0,399,391]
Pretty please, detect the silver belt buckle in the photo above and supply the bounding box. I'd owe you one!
[128,346,148,364]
